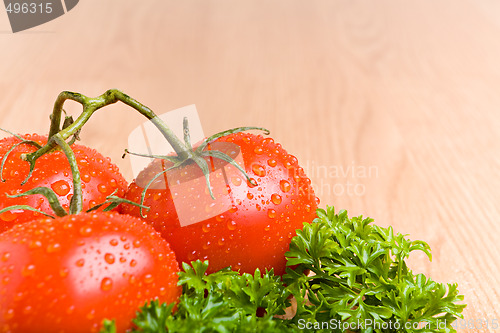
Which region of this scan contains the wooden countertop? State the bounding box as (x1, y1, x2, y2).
(0, 0, 498, 330)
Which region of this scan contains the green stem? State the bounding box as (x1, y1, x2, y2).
(52, 134, 82, 215)
(42, 89, 189, 160)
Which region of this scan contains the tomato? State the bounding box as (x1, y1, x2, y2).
(121, 132, 318, 275)
(0, 134, 128, 233)
(0, 212, 181, 333)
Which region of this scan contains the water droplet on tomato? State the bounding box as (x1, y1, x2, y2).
(247, 192, 254, 200)
(75, 259, 85, 267)
(271, 193, 282, 205)
(66, 305, 75, 314)
(51, 180, 70, 196)
(264, 224, 271, 231)
(231, 176, 242, 186)
(280, 180, 291, 193)
(22, 264, 35, 277)
(98, 184, 108, 194)
(4, 308, 14, 320)
(305, 204, 311, 212)
(256, 204, 261, 211)
(218, 238, 225, 246)
(79, 226, 92, 236)
(268, 209, 276, 219)
(252, 164, 266, 177)
(23, 306, 32, 314)
(109, 239, 118, 246)
(144, 274, 154, 284)
(202, 224, 211, 233)
(0, 211, 16, 222)
(254, 147, 264, 154)
(227, 220, 237, 230)
(133, 240, 141, 248)
(1, 252, 11, 262)
(81, 173, 91, 183)
(87, 309, 96, 320)
(130, 260, 137, 267)
(101, 278, 113, 291)
(46, 243, 61, 253)
(267, 159, 277, 167)
(104, 253, 115, 265)
(60, 268, 69, 278)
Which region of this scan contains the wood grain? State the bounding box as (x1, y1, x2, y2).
(0, 0, 499, 330)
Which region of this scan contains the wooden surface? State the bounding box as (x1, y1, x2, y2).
(0, 0, 499, 330)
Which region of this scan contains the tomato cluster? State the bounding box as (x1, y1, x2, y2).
(0, 90, 318, 332)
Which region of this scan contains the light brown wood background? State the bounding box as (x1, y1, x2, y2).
(0, 0, 499, 330)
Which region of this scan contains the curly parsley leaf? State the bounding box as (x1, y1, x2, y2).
(283, 206, 466, 332)
(101, 206, 465, 333)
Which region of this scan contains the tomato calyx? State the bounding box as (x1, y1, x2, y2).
(0, 128, 42, 182)
(124, 116, 269, 217)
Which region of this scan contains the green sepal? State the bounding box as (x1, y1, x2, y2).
(8, 187, 68, 217)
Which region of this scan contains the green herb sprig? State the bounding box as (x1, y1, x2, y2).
(101, 206, 465, 333)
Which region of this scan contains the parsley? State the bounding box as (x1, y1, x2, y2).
(101, 206, 465, 332)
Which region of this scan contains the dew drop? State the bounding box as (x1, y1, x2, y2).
(133, 240, 141, 248)
(75, 259, 85, 267)
(280, 180, 291, 193)
(104, 253, 115, 265)
(271, 193, 282, 205)
(267, 159, 277, 167)
(4, 308, 14, 320)
(268, 209, 276, 219)
(46, 243, 61, 253)
(247, 192, 254, 200)
(231, 176, 242, 186)
(79, 226, 92, 236)
(0, 211, 16, 222)
(81, 173, 91, 183)
(22, 264, 36, 277)
(227, 220, 237, 230)
(144, 274, 154, 284)
(101, 278, 113, 291)
(254, 147, 264, 155)
(109, 239, 118, 246)
(252, 164, 266, 177)
(60, 268, 69, 278)
(305, 204, 311, 212)
(98, 184, 108, 194)
(202, 224, 210, 233)
(51, 180, 70, 196)
(1, 252, 11, 262)
(130, 260, 137, 267)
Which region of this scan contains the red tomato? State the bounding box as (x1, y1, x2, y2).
(0, 212, 181, 333)
(121, 133, 318, 275)
(0, 134, 128, 233)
